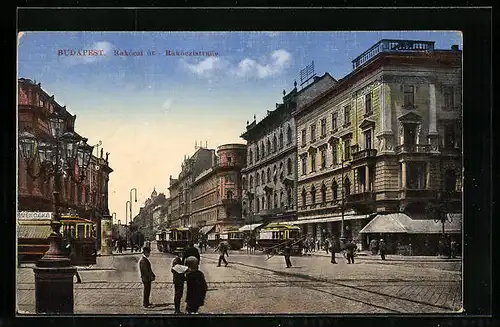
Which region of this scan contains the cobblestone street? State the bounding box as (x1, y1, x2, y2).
(16, 244, 462, 315)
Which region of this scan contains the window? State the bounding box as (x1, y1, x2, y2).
(226, 190, 233, 199)
(267, 193, 271, 209)
(320, 148, 327, 169)
(287, 158, 293, 175)
(273, 165, 277, 183)
(444, 169, 457, 193)
(310, 124, 316, 142)
(279, 161, 284, 179)
(331, 141, 338, 165)
(280, 191, 284, 207)
(364, 129, 372, 149)
(321, 184, 327, 203)
(262, 196, 266, 210)
(443, 86, 454, 108)
(407, 162, 426, 189)
(248, 150, 253, 165)
(227, 156, 232, 164)
(287, 188, 293, 207)
(403, 85, 415, 107)
(332, 112, 338, 130)
(261, 142, 265, 158)
(365, 92, 372, 114)
(310, 151, 316, 172)
(256, 198, 260, 212)
(320, 118, 327, 137)
(226, 174, 234, 183)
(256, 145, 260, 161)
(267, 139, 271, 156)
(444, 124, 456, 148)
(301, 188, 306, 206)
(343, 177, 351, 196)
(273, 135, 277, 153)
(261, 171, 265, 185)
(344, 138, 351, 160)
(301, 156, 307, 175)
(267, 168, 271, 183)
(255, 173, 260, 186)
(332, 180, 338, 199)
(287, 126, 293, 145)
(301, 129, 306, 146)
(404, 124, 417, 145)
(242, 176, 247, 190)
(310, 185, 316, 204)
(344, 105, 351, 126)
(279, 132, 284, 149)
(274, 193, 278, 208)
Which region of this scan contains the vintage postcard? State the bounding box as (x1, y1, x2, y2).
(16, 30, 463, 315)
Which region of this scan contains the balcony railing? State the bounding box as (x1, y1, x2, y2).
(352, 148, 377, 161)
(346, 192, 375, 203)
(352, 39, 435, 70)
(395, 144, 431, 154)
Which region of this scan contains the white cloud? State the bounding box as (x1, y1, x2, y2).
(182, 49, 292, 80)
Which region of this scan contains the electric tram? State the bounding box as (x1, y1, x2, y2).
(156, 227, 193, 254)
(257, 223, 303, 255)
(219, 230, 244, 250)
(206, 232, 220, 248)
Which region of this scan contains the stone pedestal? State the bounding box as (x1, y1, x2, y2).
(34, 264, 76, 313)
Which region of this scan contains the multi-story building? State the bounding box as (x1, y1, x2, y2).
(167, 147, 216, 228)
(152, 197, 169, 232)
(191, 144, 247, 234)
(132, 188, 167, 240)
(18, 78, 113, 245)
(240, 74, 337, 226)
(292, 39, 462, 247)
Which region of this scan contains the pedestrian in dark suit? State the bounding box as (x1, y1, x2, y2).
(184, 256, 208, 314)
(379, 239, 387, 261)
(283, 242, 292, 268)
(171, 254, 186, 314)
(139, 246, 155, 308)
(330, 237, 340, 264)
(345, 239, 357, 264)
(182, 243, 200, 264)
(215, 241, 229, 267)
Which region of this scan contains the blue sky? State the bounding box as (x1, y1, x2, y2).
(17, 31, 462, 221)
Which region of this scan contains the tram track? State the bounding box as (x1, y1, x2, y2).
(199, 254, 459, 313)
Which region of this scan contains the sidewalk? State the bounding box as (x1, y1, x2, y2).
(306, 250, 462, 262)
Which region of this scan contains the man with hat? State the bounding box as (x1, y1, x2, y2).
(139, 246, 155, 308)
(379, 239, 387, 261)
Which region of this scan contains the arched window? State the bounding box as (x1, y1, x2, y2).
(274, 192, 278, 208)
(256, 172, 260, 186)
(332, 180, 338, 199)
(249, 175, 254, 189)
(261, 170, 265, 185)
(287, 188, 293, 207)
(261, 142, 265, 158)
(279, 131, 284, 149)
(301, 187, 306, 207)
(256, 198, 260, 212)
(242, 176, 247, 190)
(287, 125, 292, 145)
(287, 158, 293, 175)
(444, 169, 457, 192)
(321, 183, 327, 203)
(226, 190, 233, 199)
(267, 139, 271, 156)
(344, 177, 351, 196)
(256, 145, 260, 161)
(248, 150, 253, 165)
(262, 196, 266, 210)
(267, 168, 271, 183)
(273, 135, 277, 153)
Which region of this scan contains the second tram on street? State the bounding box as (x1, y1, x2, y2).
(156, 227, 193, 254)
(60, 215, 97, 265)
(206, 232, 220, 248)
(257, 223, 303, 255)
(219, 230, 243, 250)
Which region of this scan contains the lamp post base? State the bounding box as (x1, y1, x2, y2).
(33, 257, 76, 314)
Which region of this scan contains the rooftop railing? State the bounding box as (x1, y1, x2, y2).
(352, 39, 435, 70)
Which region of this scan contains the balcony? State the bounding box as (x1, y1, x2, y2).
(352, 39, 435, 70)
(352, 148, 377, 161)
(399, 189, 437, 199)
(395, 144, 431, 154)
(346, 192, 375, 203)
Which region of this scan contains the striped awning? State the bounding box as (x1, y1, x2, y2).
(18, 225, 53, 239)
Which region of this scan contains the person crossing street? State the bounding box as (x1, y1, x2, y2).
(283, 242, 292, 268)
(215, 241, 229, 267)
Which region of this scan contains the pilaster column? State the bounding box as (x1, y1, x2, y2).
(426, 162, 431, 189)
(401, 162, 407, 189)
(365, 165, 370, 192)
(380, 82, 392, 132)
(429, 83, 437, 134)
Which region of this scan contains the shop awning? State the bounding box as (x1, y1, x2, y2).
(199, 225, 215, 235)
(18, 224, 53, 239)
(277, 214, 370, 226)
(359, 213, 462, 234)
(238, 223, 264, 232)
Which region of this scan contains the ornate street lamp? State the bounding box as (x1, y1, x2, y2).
(18, 110, 94, 313)
(129, 188, 138, 227)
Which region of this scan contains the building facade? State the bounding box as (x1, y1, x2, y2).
(191, 144, 247, 233)
(292, 39, 462, 247)
(240, 75, 337, 225)
(18, 78, 113, 245)
(167, 147, 216, 228)
(132, 188, 167, 240)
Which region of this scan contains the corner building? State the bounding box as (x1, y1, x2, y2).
(191, 144, 247, 233)
(240, 74, 337, 226)
(293, 40, 462, 248)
